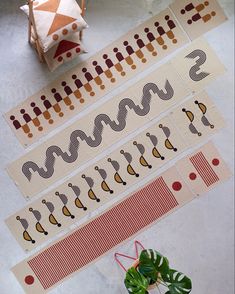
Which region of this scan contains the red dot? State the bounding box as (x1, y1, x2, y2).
(25, 275, 34, 285)
(58, 56, 63, 62)
(76, 47, 80, 53)
(189, 172, 197, 180)
(212, 158, 220, 166)
(172, 181, 182, 191)
(66, 52, 72, 58)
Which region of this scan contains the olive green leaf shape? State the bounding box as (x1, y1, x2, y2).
(162, 269, 192, 294)
(138, 249, 170, 282)
(124, 267, 149, 294)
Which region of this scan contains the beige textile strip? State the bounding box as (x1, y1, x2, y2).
(12, 166, 195, 294)
(6, 38, 226, 199)
(5, 0, 228, 147)
(6, 91, 225, 251)
(4, 8, 189, 147)
(170, 0, 227, 40)
(176, 141, 232, 195)
(11, 141, 231, 294)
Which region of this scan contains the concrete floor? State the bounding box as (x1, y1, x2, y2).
(0, 0, 234, 293)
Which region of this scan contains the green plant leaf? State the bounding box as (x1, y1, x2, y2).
(138, 249, 170, 282)
(161, 269, 192, 294)
(124, 267, 149, 294)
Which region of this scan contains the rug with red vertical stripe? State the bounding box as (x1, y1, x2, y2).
(12, 166, 194, 293)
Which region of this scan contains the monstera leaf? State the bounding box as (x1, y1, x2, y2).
(162, 269, 192, 294)
(124, 267, 149, 294)
(138, 249, 170, 282)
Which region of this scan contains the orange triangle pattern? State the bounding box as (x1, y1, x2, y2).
(34, 0, 60, 13)
(47, 14, 76, 36)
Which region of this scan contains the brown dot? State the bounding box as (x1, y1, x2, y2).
(58, 56, 63, 62)
(53, 34, 59, 41)
(28, 133, 33, 138)
(49, 119, 53, 124)
(211, 11, 216, 16)
(38, 127, 43, 131)
(163, 45, 167, 50)
(173, 39, 177, 44)
(80, 98, 85, 103)
(59, 112, 64, 117)
(72, 23, 78, 30)
(69, 105, 75, 110)
(90, 92, 95, 97)
(62, 29, 68, 35)
(66, 52, 72, 58)
(100, 85, 105, 90)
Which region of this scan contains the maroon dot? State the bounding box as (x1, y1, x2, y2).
(58, 56, 63, 62)
(172, 181, 182, 191)
(113, 47, 118, 52)
(92, 61, 97, 66)
(144, 27, 149, 33)
(134, 34, 139, 39)
(154, 22, 159, 27)
(61, 81, 66, 86)
(187, 19, 192, 24)
(103, 54, 108, 59)
(41, 95, 46, 100)
(165, 15, 169, 20)
(72, 74, 77, 79)
(181, 9, 185, 14)
(51, 88, 56, 93)
(10, 115, 15, 120)
(20, 109, 25, 114)
(30, 102, 35, 107)
(25, 275, 34, 285)
(66, 52, 72, 58)
(82, 67, 87, 73)
(189, 172, 197, 180)
(76, 47, 80, 53)
(123, 41, 128, 46)
(212, 158, 220, 166)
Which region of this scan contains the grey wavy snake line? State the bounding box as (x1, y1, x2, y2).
(22, 81, 174, 181)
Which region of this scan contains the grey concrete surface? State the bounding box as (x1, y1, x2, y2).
(0, 0, 234, 293)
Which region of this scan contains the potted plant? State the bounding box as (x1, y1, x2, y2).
(124, 249, 192, 294)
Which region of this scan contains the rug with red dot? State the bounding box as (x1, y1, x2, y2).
(11, 142, 231, 293)
(12, 166, 195, 293)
